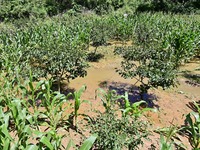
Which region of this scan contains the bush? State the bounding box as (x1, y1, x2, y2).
(114, 13, 200, 98)
(0, 18, 91, 91)
(136, 0, 200, 14)
(0, 0, 125, 21)
(76, 0, 124, 15)
(88, 89, 151, 150)
(90, 111, 149, 150)
(0, 0, 47, 21)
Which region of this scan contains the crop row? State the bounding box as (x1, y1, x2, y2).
(0, 64, 200, 149)
(0, 12, 200, 149)
(0, 12, 199, 90)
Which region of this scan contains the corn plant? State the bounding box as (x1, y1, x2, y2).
(8, 99, 34, 149)
(0, 70, 35, 149)
(64, 134, 98, 150)
(95, 88, 122, 112)
(108, 13, 136, 42)
(0, 106, 12, 150)
(156, 125, 186, 150)
(71, 85, 91, 128)
(32, 80, 72, 132)
(0, 65, 95, 149)
(183, 110, 200, 149)
(79, 134, 98, 150)
(121, 92, 156, 118)
(160, 135, 174, 150)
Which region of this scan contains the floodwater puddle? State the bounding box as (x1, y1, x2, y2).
(68, 45, 199, 149)
(69, 45, 200, 100)
(177, 59, 200, 98)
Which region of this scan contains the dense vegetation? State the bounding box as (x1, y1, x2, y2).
(0, 0, 200, 149)
(137, 0, 200, 14)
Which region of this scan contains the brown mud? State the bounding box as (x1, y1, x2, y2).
(66, 43, 199, 149)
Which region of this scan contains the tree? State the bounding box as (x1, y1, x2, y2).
(17, 20, 90, 91)
(114, 23, 179, 99)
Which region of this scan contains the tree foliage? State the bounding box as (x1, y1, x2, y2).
(0, 0, 125, 21)
(137, 0, 200, 14)
(115, 13, 200, 98)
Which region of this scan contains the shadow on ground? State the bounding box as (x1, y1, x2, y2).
(52, 82, 75, 97)
(87, 52, 104, 62)
(183, 73, 200, 87)
(99, 81, 159, 109)
(187, 100, 200, 112)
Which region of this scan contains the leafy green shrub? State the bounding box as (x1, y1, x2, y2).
(108, 14, 136, 41)
(90, 16, 112, 46)
(90, 110, 149, 150)
(0, 0, 78, 21)
(114, 13, 200, 98)
(0, 18, 91, 91)
(136, 0, 200, 14)
(76, 0, 124, 15)
(45, 0, 73, 16)
(114, 45, 178, 99)
(89, 89, 151, 150)
(0, 0, 47, 21)
(0, 0, 125, 21)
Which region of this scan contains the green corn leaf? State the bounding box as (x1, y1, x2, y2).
(186, 113, 194, 127)
(29, 82, 34, 92)
(122, 107, 132, 116)
(124, 93, 130, 108)
(23, 125, 32, 135)
(33, 130, 43, 138)
(79, 134, 97, 150)
(142, 107, 157, 113)
(36, 80, 45, 90)
(78, 85, 86, 97)
(2, 124, 12, 140)
(26, 145, 39, 150)
(3, 138, 10, 150)
(26, 115, 33, 124)
(40, 136, 53, 150)
(131, 101, 146, 108)
(81, 100, 91, 105)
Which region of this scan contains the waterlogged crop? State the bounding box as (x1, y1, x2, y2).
(0, 3, 199, 149)
(0, 19, 91, 92)
(114, 13, 200, 98)
(0, 63, 95, 149)
(72, 85, 91, 127)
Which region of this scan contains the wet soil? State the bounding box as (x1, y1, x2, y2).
(67, 43, 200, 149)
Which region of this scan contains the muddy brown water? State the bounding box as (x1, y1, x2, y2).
(67, 45, 199, 149)
(177, 60, 200, 98)
(69, 46, 200, 102)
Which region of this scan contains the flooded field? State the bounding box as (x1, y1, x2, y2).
(68, 44, 200, 149)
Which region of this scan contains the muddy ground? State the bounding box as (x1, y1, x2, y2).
(66, 42, 200, 149)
